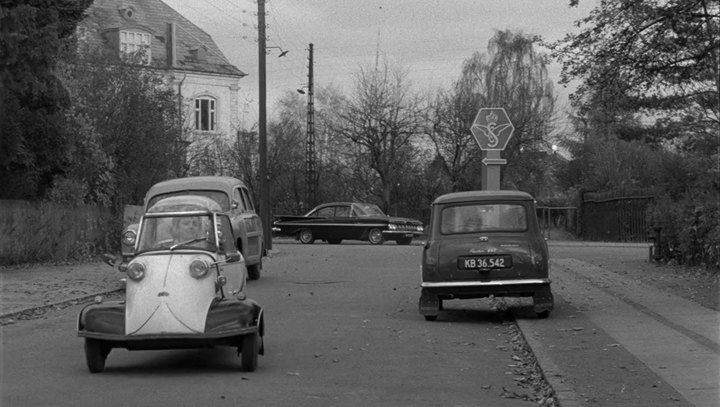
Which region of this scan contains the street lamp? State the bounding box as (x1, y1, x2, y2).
(266, 46, 289, 57)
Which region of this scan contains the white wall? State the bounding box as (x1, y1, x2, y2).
(173, 71, 244, 138)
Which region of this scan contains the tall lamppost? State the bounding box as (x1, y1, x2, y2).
(257, 0, 271, 251)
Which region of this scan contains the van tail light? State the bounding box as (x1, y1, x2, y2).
(422, 241, 439, 275)
(530, 246, 547, 273)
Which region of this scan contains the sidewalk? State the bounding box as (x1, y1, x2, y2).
(0, 261, 125, 319)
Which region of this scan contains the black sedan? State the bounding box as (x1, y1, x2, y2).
(272, 202, 424, 245)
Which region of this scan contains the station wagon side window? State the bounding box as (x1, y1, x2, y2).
(241, 188, 255, 211)
(216, 215, 238, 253)
(233, 188, 247, 211)
(440, 204, 527, 234)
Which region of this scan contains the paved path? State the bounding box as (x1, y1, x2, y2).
(517, 251, 719, 407)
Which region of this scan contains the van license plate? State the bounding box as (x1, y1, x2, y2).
(458, 256, 512, 269)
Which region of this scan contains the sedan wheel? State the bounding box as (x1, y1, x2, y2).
(368, 228, 384, 245)
(298, 229, 315, 244)
(395, 236, 412, 245)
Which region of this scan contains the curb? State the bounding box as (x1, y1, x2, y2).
(516, 319, 583, 407)
(0, 288, 124, 320)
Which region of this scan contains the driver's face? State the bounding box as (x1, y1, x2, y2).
(177, 218, 200, 239)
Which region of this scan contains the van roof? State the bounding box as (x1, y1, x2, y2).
(433, 190, 535, 205)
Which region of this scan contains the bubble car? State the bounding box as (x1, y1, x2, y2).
(77, 195, 264, 373)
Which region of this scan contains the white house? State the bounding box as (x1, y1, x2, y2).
(78, 0, 246, 140)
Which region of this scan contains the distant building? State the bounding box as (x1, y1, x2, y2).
(77, 0, 247, 139)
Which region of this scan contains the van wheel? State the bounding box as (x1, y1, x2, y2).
(241, 332, 260, 372)
(299, 229, 315, 244)
(85, 339, 110, 373)
(536, 310, 551, 319)
(368, 228, 384, 245)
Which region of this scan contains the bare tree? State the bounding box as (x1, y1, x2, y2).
(331, 62, 424, 211)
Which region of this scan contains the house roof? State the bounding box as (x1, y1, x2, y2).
(81, 0, 246, 77)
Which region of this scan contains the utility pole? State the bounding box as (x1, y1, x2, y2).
(257, 0, 272, 251)
(304, 43, 316, 209)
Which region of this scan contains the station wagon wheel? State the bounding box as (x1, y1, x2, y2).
(298, 229, 315, 244)
(368, 228, 384, 245)
(241, 331, 260, 372)
(84, 338, 110, 373)
(247, 258, 262, 281)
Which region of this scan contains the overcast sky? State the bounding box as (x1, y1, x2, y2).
(162, 0, 597, 125)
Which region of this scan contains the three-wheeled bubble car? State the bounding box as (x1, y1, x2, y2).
(77, 195, 264, 373)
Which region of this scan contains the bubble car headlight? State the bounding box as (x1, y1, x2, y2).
(189, 259, 209, 279)
(126, 262, 146, 281)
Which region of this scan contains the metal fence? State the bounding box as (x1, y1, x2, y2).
(580, 190, 655, 242)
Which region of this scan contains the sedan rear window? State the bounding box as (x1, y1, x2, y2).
(440, 204, 527, 234)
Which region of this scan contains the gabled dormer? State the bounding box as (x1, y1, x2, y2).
(103, 25, 154, 65)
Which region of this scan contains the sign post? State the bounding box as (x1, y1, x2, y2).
(470, 108, 514, 190)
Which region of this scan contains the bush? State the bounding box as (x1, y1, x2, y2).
(648, 191, 720, 269)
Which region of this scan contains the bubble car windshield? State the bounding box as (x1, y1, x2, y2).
(441, 204, 527, 234)
(136, 214, 217, 252)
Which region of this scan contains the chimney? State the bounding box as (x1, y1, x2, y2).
(166, 22, 176, 68)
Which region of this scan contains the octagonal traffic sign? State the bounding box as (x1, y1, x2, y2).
(470, 108, 515, 151)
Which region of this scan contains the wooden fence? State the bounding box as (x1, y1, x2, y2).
(0, 200, 115, 265)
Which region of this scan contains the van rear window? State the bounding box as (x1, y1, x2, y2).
(440, 204, 527, 234)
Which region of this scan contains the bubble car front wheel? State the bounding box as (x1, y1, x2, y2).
(84, 338, 110, 373)
(241, 331, 260, 372)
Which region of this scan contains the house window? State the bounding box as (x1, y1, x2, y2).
(120, 30, 151, 64)
(195, 97, 216, 131)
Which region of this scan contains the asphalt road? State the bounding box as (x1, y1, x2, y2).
(2, 241, 717, 406)
(2, 242, 544, 407)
